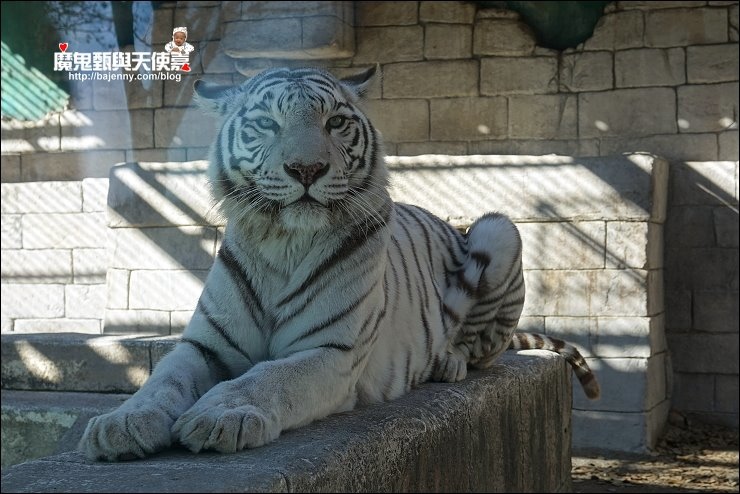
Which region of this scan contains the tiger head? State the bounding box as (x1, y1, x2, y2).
(194, 66, 389, 233)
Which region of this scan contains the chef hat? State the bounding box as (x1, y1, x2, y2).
(172, 27, 187, 37)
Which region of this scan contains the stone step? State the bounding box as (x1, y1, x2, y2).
(1, 333, 178, 393)
(1, 389, 130, 468)
(0, 351, 572, 493)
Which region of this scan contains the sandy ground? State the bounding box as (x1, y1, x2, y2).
(572, 414, 739, 493)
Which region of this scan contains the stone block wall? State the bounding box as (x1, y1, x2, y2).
(0, 180, 109, 334)
(1, 0, 738, 431)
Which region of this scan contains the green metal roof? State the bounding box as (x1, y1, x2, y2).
(1, 40, 69, 121)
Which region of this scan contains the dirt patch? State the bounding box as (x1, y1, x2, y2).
(572, 414, 739, 493)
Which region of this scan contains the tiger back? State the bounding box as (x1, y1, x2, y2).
(78, 66, 598, 462)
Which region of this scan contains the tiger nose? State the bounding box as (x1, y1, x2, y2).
(284, 162, 330, 186)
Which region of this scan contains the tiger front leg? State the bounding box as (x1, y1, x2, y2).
(173, 347, 355, 453)
(78, 342, 220, 461)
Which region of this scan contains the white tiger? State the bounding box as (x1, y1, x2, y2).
(79, 66, 599, 461)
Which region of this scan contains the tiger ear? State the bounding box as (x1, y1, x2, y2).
(193, 80, 235, 116)
(340, 64, 380, 98)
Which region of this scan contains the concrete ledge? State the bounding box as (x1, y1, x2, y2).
(1, 390, 130, 467)
(1, 351, 572, 493)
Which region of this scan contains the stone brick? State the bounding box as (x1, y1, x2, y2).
(647, 352, 669, 408)
(12, 319, 101, 334)
(469, 139, 599, 157)
(173, 6, 221, 42)
(670, 372, 715, 411)
(576, 357, 651, 411)
(154, 107, 219, 148)
(615, 48, 685, 88)
(82, 178, 109, 213)
(386, 153, 667, 223)
(396, 142, 469, 156)
(124, 148, 189, 163)
(573, 410, 649, 453)
(559, 51, 613, 92)
(715, 375, 739, 414)
(110, 226, 218, 270)
(618, 2, 706, 9)
(302, 15, 355, 57)
(687, 44, 739, 83)
(606, 221, 662, 269)
(430, 97, 506, 141)
(22, 213, 107, 249)
(106, 269, 130, 310)
(187, 148, 212, 161)
(599, 133, 718, 162)
(93, 77, 163, 110)
(481, 57, 558, 95)
(473, 19, 536, 56)
(1, 154, 21, 183)
(425, 24, 472, 59)
(0, 114, 61, 154)
(221, 19, 302, 54)
(221, 1, 240, 21)
(1, 215, 22, 249)
(524, 269, 651, 317)
(678, 83, 739, 133)
(65, 284, 106, 319)
(667, 333, 739, 373)
(731, 4, 739, 41)
(355, 1, 417, 26)
(718, 131, 738, 161)
(104, 309, 171, 335)
(420, 1, 476, 23)
(199, 41, 237, 74)
(0, 249, 72, 284)
(364, 99, 429, 144)
(646, 8, 728, 47)
(582, 11, 644, 51)
(596, 269, 652, 317)
(61, 110, 154, 150)
(665, 288, 692, 331)
(129, 269, 208, 311)
(693, 290, 739, 333)
(20, 151, 125, 182)
(354, 26, 424, 63)
(546, 316, 655, 359)
(107, 161, 222, 228)
(1, 284, 65, 318)
(519, 221, 605, 270)
(73, 248, 108, 284)
(522, 270, 593, 317)
(666, 247, 739, 291)
(383, 61, 478, 99)
(715, 207, 739, 248)
(0, 182, 82, 214)
(151, 7, 175, 45)
(170, 310, 194, 333)
(669, 161, 737, 206)
(664, 206, 715, 248)
(508, 94, 577, 139)
(579, 88, 676, 138)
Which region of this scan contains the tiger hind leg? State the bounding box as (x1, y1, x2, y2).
(433, 213, 524, 382)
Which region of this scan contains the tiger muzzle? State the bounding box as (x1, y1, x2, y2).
(284, 162, 330, 186)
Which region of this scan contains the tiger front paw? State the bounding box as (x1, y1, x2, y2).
(78, 407, 173, 461)
(173, 401, 279, 453)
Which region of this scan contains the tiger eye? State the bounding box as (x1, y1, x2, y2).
(326, 115, 346, 129)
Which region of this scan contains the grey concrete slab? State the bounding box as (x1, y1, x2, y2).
(1, 351, 572, 493)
